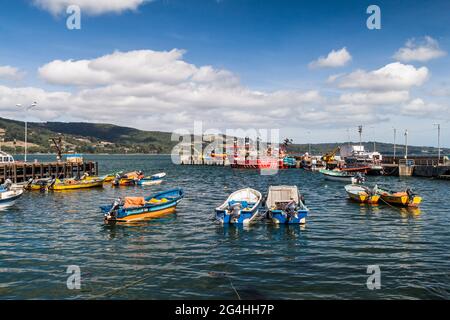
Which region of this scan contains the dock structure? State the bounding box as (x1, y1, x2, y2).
(0, 161, 98, 184)
(382, 156, 450, 178)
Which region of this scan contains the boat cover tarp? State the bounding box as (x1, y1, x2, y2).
(267, 186, 299, 208)
(124, 197, 145, 208)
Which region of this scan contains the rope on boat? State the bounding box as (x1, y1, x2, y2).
(378, 197, 403, 212)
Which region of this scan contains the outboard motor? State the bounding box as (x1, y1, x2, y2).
(105, 198, 122, 222)
(284, 199, 297, 221)
(228, 202, 242, 220)
(354, 173, 365, 184)
(2, 179, 13, 190)
(406, 188, 414, 202)
(24, 178, 34, 190)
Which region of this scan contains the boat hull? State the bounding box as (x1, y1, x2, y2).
(50, 180, 104, 190)
(324, 175, 354, 183)
(0, 191, 23, 208)
(102, 188, 184, 223)
(380, 194, 422, 207)
(345, 185, 380, 204)
(346, 191, 380, 204)
(112, 178, 136, 186)
(319, 169, 360, 183)
(111, 204, 177, 222)
(215, 209, 260, 225)
(269, 209, 308, 224)
(215, 188, 262, 225)
(138, 179, 163, 186)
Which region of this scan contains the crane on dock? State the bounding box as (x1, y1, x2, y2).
(50, 136, 63, 161)
(321, 146, 340, 164)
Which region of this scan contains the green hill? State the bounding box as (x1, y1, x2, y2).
(0, 117, 176, 154)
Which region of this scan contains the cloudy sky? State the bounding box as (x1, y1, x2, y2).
(0, 0, 449, 147)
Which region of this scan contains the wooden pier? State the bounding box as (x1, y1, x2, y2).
(0, 161, 98, 184)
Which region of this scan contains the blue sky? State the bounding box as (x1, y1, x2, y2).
(0, 0, 449, 147)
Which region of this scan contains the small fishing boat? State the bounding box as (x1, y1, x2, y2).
(345, 184, 380, 204)
(48, 175, 104, 191)
(319, 169, 365, 184)
(112, 171, 144, 186)
(25, 177, 54, 191)
(0, 179, 23, 208)
(375, 186, 422, 207)
(101, 188, 184, 223)
(266, 185, 308, 224)
(215, 188, 262, 224)
(137, 172, 166, 186)
(101, 171, 124, 183)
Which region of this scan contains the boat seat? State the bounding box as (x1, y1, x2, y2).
(228, 200, 248, 208)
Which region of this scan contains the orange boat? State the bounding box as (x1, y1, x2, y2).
(375, 187, 422, 207)
(112, 171, 144, 186)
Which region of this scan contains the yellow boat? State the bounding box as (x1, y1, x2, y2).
(101, 171, 124, 183)
(375, 187, 422, 207)
(49, 176, 104, 191)
(25, 178, 53, 191)
(345, 185, 380, 204)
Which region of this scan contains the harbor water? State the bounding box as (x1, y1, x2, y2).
(0, 155, 449, 299)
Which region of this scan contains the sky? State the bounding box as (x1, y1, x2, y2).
(0, 0, 449, 147)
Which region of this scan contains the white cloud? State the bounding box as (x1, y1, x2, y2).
(309, 47, 352, 69)
(39, 49, 200, 86)
(1, 49, 446, 132)
(19, 49, 333, 129)
(331, 62, 429, 91)
(0, 65, 23, 80)
(339, 91, 410, 105)
(32, 0, 151, 15)
(394, 36, 446, 63)
(400, 98, 448, 116)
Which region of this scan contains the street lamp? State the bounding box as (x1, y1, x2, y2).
(393, 128, 397, 162)
(404, 129, 408, 160)
(434, 124, 441, 165)
(16, 101, 37, 162)
(307, 130, 311, 154)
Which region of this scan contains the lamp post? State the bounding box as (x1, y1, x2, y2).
(371, 126, 376, 152)
(404, 129, 408, 160)
(16, 102, 37, 162)
(393, 128, 397, 161)
(358, 125, 363, 149)
(307, 130, 311, 154)
(434, 124, 441, 165)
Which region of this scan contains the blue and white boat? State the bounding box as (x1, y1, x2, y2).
(137, 172, 166, 186)
(266, 185, 308, 224)
(101, 188, 184, 223)
(0, 179, 23, 208)
(215, 188, 262, 225)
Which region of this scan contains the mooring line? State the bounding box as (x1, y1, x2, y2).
(379, 197, 403, 212)
(228, 278, 241, 300)
(89, 273, 154, 299)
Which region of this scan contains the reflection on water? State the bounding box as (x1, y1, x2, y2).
(0, 154, 448, 299)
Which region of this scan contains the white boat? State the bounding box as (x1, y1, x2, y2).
(0, 179, 23, 208)
(266, 185, 309, 224)
(215, 188, 262, 224)
(319, 169, 365, 184)
(138, 172, 166, 186)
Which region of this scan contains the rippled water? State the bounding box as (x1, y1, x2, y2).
(0, 154, 449, 299)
